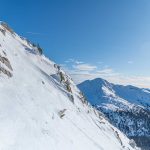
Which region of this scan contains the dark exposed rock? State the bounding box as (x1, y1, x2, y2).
(0, 52, 13, 77)
(58, 109, 67, 119)
(0, 55, 13, 71)
(1, 22, 14, 35)
(0, 28, 6, 36)
(0, 66, 12, 77)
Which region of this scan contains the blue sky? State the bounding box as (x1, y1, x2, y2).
(1, 0, 150, 87)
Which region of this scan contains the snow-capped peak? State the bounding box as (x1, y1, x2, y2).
(78, 78, 150, 150)
(0, 23, 139, 150)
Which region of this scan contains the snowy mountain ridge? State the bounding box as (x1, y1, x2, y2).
(0, 22, 139, 150)
(78, 78, 150, 150)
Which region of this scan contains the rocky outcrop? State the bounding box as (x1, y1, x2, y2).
(0, 66, 12, 77)
(0, 53, 13, 77)
(0, 55, 13, 71)
(0, 22, 14, 35)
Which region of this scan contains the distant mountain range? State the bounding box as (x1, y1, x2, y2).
(78, 78, 150, 150)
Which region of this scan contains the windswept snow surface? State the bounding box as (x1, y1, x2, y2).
(0, 23, 139, 150)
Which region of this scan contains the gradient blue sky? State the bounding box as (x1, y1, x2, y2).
(1, 0, 150, 87)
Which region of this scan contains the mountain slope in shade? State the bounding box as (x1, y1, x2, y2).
(0, 22, 139, 150)
(78, 78, 150, 150)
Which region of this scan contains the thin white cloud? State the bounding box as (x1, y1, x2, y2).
(65, 58, 75, 63)
(62, 59, 150, 88)
(106, 75, 150, 88)
(73, 64, 97, 71)
(97, 68, 114, 74)
(70, 71, 150, 88)
(59, 64, 66, 67)
(70, 67, 118, 85)
(65, 59, 84, 64)
(75, 60, 84, 64)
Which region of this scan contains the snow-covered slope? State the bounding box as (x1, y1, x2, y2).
(78, 78, 150, 150)
(0, 22, 139, 150)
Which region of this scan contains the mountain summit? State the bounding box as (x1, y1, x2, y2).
(0, 23, 139, 150)
(78, 78, 150, 150)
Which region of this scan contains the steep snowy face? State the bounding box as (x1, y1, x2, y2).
(78, 78, 150, 150)
(0, 22, 139, 150)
